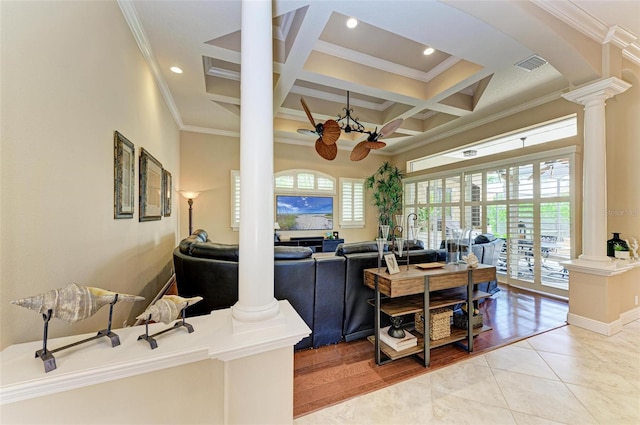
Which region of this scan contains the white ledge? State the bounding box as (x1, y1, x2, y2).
(0, 300, 310, 405)
(561, 258, 640, 276)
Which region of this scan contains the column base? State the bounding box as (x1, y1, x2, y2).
(578, 253, 612, 263)
(231, 297, 280, 325)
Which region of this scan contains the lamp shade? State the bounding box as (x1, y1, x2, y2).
(179, 191, 200, 200)
(274, 222, 280, 230)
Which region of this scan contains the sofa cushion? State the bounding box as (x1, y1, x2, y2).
(335, 241, 383, 256)
(275, 246, 313, 260)
(474, 233, 497, 244)
(189, 242, 240, 261)
(404, 240, 425, 250)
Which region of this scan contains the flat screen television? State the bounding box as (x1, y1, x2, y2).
(276, 195, 333, 231)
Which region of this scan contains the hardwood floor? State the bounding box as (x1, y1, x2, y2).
(293, 284, 569, 418)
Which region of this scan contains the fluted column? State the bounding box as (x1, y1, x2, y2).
(232, 0, 279, 322)
(562, 77, 631, 264)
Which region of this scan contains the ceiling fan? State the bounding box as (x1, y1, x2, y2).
(297, 98, 341, 160)
(297, 91, 403, 161)
(350, 118, 403, 161)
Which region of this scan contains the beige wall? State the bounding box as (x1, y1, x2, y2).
(0, 1, 180, 349)
(179, 132, 387, 244)
(606, 64, 640, 241)
(569, 267, 640, 325)
(1, 359, 224, 424)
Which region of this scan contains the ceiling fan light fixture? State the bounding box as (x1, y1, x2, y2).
(423, 47, 435, 55)
(346, 17, 358, 28)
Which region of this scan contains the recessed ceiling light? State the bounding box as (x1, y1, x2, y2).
(423, 47, 435, 56)
(346, 18, 358, 29)
(170, 66, 183, 74)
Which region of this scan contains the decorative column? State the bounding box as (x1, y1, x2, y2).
(562, 77, 631, 265)
(232, 0, 280, 323)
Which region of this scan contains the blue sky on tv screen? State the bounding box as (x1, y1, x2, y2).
(277, 196, 333, 214)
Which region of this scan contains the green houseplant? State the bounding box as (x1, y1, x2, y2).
(365, 161, 404, 230)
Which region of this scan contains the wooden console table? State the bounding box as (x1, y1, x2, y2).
(364, 263, 495, 366)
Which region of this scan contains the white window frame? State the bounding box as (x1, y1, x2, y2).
(231, 169, 337, 230)
(339, 178, 366, 228)
(274, 169, 336, 194)
(403, 146, 576, 298)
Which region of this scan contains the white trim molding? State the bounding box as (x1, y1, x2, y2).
(567, 312, 622, 336)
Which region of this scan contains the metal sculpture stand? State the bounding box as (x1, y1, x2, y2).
(35, 294, 121, 373)
(137, 306, 194, 350)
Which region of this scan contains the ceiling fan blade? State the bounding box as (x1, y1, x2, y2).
(378, 118, 403, 138)
(297, 128, 317, 137)
(350, 141, 371, 161)
(300, 97, 317, 128)
(321, 119, 341, 145)
(315, 139, 337, 160)
(363, 140, 386, 150)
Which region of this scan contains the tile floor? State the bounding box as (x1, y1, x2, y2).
(294, 319, 640, 425)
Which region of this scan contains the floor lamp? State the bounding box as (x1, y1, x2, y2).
(179, 191, 200, 236)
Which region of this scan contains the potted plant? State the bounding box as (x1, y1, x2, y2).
(365, 161, 404, 232)
(614, 242, 630, 259)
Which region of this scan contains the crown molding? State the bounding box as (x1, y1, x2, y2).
(117, 0, 184, 128)
(180, 125, 240, 138)
(533, 0, 640, 66)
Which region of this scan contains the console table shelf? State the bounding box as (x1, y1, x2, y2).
(367, 289, 492, 317)
(367, 324, 492, 361)
(364, 264, 496, 366)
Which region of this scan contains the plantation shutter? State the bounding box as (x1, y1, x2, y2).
(340, 178, 365, 228)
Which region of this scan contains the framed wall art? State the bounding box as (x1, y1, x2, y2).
(114, 131, 135, 219)
(162, 169, 172, 217)
(139, 148, 163, 222)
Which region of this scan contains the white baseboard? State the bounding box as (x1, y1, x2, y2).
(567, 313, 622, 336)
(620, 306, 640, 325)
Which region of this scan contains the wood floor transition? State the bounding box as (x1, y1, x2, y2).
(293, 284, 569, 418)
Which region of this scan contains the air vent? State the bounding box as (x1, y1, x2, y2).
(515, 55, 547, 72)
(463, 150, 477, 157)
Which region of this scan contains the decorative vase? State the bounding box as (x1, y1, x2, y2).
(607, 233, 629, 257)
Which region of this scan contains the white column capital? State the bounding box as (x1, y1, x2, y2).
(562, 77, 631, 105)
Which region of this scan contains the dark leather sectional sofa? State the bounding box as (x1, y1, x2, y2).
(440, 234, 504, 294)
(174, 229, 502, 350)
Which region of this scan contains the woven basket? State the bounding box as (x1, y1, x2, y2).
(453, 312, 483, 329)
(415, 308, 453, 340)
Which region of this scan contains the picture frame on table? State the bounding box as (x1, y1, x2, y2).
(384, 253, 400, 274)
(139, 148, 163, 222)
(113, 131, 135, 219)
(162, 169, 172, 217)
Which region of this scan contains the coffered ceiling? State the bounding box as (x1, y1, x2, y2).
(120, 0, 639, 159)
